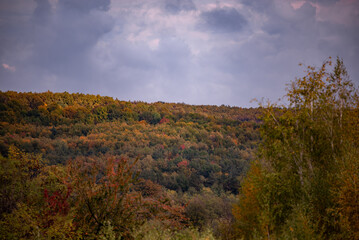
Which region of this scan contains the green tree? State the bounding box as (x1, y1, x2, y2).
(234, 57, 359, 239)
(0, 146, 43, 217)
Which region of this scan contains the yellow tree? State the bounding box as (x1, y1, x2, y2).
(234, 57, 359, 239)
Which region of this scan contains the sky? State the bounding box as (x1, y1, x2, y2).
(0, 0, 358, 107)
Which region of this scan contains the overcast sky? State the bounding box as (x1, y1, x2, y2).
(0, 0, 358, 107)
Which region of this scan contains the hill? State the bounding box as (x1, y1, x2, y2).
(0, 91, 261, 194)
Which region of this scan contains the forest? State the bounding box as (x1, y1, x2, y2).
(0, 57, 358, 239)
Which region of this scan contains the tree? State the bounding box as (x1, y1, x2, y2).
(65, 156, 142, 239)
(233, 57, 359, 239)
(0, 147, 79, 239)
(0, 146, 43, 217)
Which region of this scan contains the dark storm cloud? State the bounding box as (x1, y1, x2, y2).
(164, 0, 196, 14)
(264, 2, 316, 36)
(309, 0, 339, 5)
(232, 0, 359, 98)
(295, 2, 316, 20)
(240, 0, 274, 13)
(33, 0, 51, 24)
(34, 0, 113, 86)
(59, 0, 110, 13)
(0, 0, 114, 92)
(200, 7, 247, 33)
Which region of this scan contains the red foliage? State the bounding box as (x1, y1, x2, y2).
(136, 179, 188, 229)
(42, 186, 72, 228)
(159, 117, 170, 124)
(43, 186, 72, 216)
(177, 160, 188, 168)
(180, 144, 186, 150)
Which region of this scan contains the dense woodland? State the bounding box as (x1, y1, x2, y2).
(0, 86, 260, 239)
(0, 57, 358, 239)
(0, 91, 261, 194)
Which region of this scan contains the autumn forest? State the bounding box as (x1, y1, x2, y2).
(1, 58, 359, 239)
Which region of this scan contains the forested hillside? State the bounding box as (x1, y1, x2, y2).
(0, 92, 260, 193)
(0, 91, 260, 239)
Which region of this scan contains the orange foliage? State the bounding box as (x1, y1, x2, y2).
(232, 161, 264, 237)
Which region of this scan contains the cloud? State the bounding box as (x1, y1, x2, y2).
(2, 63, 16, 72)
(164, 0, 196, 14)
(200, 7, 247, 33)
(58, 0, 111, 13)
(309, 0, 339, 5)
(0, 0, 358, 107)
(33, 0, 52, 24)
(0, 0, 115, 93)
(240, 0, 274, 13)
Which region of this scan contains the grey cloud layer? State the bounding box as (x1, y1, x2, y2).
(58, 0, 111, 12)
(200, 7, 247, 33)
(165, 0, 196, 14)
(0, 0, 358, 106)
(1, 0, 114, 93)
